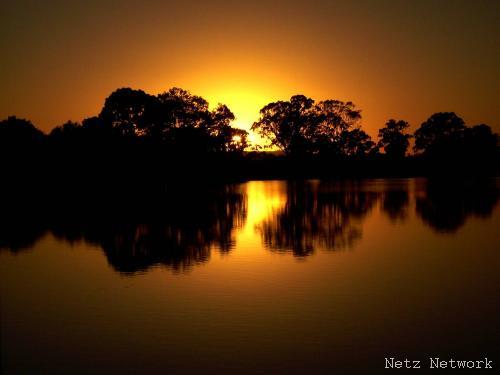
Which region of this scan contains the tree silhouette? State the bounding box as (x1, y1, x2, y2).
(312, 100, 363, 153)
(99, 88, 159, 137)
(251, 95, 315, 155)
(1, 89, 498, 182)
(378, 119, 411, 159)
(0, 116, 45, 150)
(251, 95, 363, 156)
(414, 112, 466, 157)
(157, 87, 211, 129)
(336, 128, 377, 158)
(463, 124, 498, 161)
(81, 116, 117, 142)
(413, 112, 498, 170)
(208, 104, 248, 153)
(48, 121, 84, 145)
(96, 87, 248, 154)
(0, 116, 46, 179)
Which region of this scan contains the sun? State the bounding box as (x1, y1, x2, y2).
(198, 88, 274, 148)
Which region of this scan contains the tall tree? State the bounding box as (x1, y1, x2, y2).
(251, 95, 315, 155)
(157, 87, 211, 129)
(414, 112, 466, 156)
(378, 119, 411, 159)
(251, 95, 362, 156)
(337, 129, 377, 158)
(313, 100, 362, 140)
(99, 88, 158, 137)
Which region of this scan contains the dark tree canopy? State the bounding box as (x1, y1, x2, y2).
(337, 128, 377, 158)
(206, 104, 248, 153)
(414, 112, 498, 161)
(1, 89, 497, 180)
(314, 100, 362, 138)
(251, 95, 315, 155)
(251, 95, 364, 156)
(49, 121, 83, 142)
(157, 87, 210, 129)
(463, 124, 498, 160)
(95, 87, 248, 153)
(81, 116, 115, 139)
(414, 112, 466, 156)
(378, 119, 411, 159)
(0, 116, 45, 149)
(99, 88, 157, 137)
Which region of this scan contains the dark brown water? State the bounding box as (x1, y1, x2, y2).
(1, 179, 499, 374)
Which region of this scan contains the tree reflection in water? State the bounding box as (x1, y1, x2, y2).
(415, 179, 499, 233)
(0, 184, 247, 273)
(382, 189, 410, 222)
(257, 181, 379, 256)
(1, 179, 498, 269)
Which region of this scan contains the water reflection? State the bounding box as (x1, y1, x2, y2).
(382, 189, 410, 222)
(1, 185, 247, 273)
(0, 179, 498, 271)
(1, 179, 499, 375)
(257, 181, 379, 256)
(416, 179, 499, 232)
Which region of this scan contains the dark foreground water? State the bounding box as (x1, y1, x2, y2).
(1, 179, 499, 374)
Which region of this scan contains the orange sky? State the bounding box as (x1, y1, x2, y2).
(1, 0, 498, 142)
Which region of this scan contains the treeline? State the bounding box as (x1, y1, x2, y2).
(0, 87, 498, 186)
(250, 95, 498, 162)
(1, 87, 248, 155)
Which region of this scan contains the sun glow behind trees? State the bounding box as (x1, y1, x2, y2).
(192, 85, 283, 149)
(1, 1, 498, 140)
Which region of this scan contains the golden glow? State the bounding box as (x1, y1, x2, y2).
(240, 181, 287, 235)
(205, 88, 270, 147)
(1, 1, 498, 143)
(166, 75, 291, 147)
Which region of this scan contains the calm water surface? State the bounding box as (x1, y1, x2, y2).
(1, 179, 499, 374)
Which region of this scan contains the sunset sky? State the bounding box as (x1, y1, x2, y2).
(1, 0, 498, 142)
